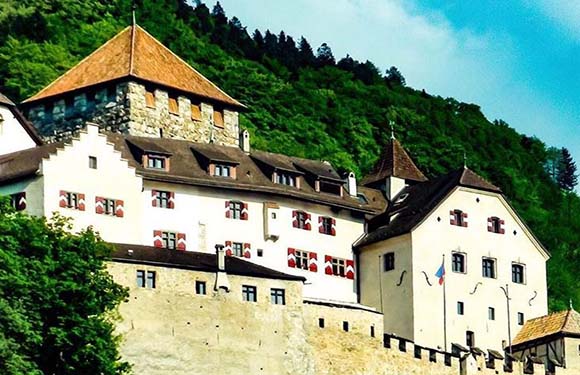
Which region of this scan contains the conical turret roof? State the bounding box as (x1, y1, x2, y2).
(23, 25, 243, 108)
(362, 138, 427, 186)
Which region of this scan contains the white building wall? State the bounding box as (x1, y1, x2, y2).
(411, 186, 548, 352)
(0, 176, 44, 217)
(0, 105, 37, 155)
(41, 125, 143, 244)
(141, 181, 364, 303)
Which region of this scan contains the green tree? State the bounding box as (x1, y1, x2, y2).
(0, 199, 129, 375)
(557, 147, 578, 191)
(315, 42, 335, 67)
(385, 66, 406, 86)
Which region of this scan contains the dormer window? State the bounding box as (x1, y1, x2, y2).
(214, 164, 231, 177)
(276, 173, 296, 187)
(146, 155, 167, 170)
(318, 180, 343, 196)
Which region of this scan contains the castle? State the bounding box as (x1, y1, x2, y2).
(0, 24, 578, 375)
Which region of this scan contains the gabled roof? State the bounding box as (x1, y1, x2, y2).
(513, 309, 580, 346)
(23, 25, 244, 109)
(355, 167, 501, 247)
(111, 243, 305, 282)
(362, 138, 427, 186)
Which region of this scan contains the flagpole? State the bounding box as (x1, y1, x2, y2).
(442, 254, 447, 352)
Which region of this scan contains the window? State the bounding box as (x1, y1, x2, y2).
(319, 216, 335, 236)
(343, 321, 349, 332)
(103, 198, 116, 216)
(89, 156, 97, 169)
(332, 258, 346, 277)
(136, 270, 155, 288)
(10, 192, 26, 211)
(147, 155, 166, 170)
(270, 288, 285, 305)
(276, 173, 296, 187)
(195, 280, 206, 295)
(242, 285, 257, 302)
(512, 263, 525, 284)
(457, 301, 465, 315)
(295, 250, 309, 270)
(384, 252, 395, 272)
(154, 190, 173, 209)
(488, 307, 495, 320)
(257, 249, 263, 257)
(450, 209, 467, 227)
(452, 253, 466, 273)
(482, 258, 496, 278)
(168, 96, 179, 114)
(228, 201, 242, 220)
(145, 90, 155, 108)
(318, 318, 325, 328)
(59, 191, 84, 210)
(162, 232, 177, 250)
(370, 326, 375, 338)
(232, 242, 243, 257)
(214, 164, 231, 177)
(490, 217, 501, 233)
(466, 331, 475, 347)
(319, 180, 343, 196)
(296, 211, 308, 229)
(518, 312, 525, 325)
(191, 103, 202, 121)
(213, 109, 224, 128)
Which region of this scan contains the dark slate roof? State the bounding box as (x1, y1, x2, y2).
(0, 131, 385, 213)
(293, 158, 343, 181)
(355, 167, 501, 248)
(110, 243, 305, 281)
(362, 138, 427, 186)
(127, 137, 171, 155)
(191, 143, 241, 165)
(251, 150, 303, 174)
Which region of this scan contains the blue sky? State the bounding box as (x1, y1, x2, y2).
(211, 0, 579, 171)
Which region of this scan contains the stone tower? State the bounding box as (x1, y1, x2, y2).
(21, 25, 245, 146)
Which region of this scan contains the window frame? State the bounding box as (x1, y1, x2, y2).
(276, 173, 296, 187)
(270, 288, 285, 305)
(331, 258, 346, 277)
(162, 231, 177, 250)
(136, 270, 146, 288)
(517, 312, 525, 325)
(384, 252, 395, 272)
(482, 257, 497, 279)
(214, 164, 231, 177)
(66, 192, 79, 209)
(295, 249, 309, 271)
(320, 217, 333, 235)
(512, 263, 525, 284)
(232, 242, 243, 257)
(229, 201, 243, 220)
(296, 211, 307, 229)
(488, 307, 495, 321)
(147, 154, 167, 170)
(457, 301, 465, 315)
(242, 285, 257, 302)
(88, 156, 97, 169)
(451, 252, 466, 274)
(452, 209, 464, 226)
(195, 280, 207, 295)
(146, 271, 156, 289)
(156, 190, 172, 209)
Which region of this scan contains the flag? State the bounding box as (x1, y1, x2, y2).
(435, 262, 445, 285)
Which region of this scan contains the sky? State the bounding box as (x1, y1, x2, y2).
(210, 0, 579, 173)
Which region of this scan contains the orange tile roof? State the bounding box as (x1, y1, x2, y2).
(512, 309, 580, 346)
(24, 25, 243, 108)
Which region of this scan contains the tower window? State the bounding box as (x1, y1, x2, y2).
(452, 252, 466, 273)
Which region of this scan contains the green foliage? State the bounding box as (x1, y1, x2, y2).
(0, 198, 129, 374)
(0, 0, 578, 311)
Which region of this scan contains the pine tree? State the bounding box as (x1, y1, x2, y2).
(298, 37, 315, 67)
(557, 147, 578, 191)
(315, 43, 335, 67)
(385, 66, 406, 86)
(212, 1, 227, 25)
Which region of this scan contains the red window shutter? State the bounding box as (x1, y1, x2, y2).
(346, 259, 355, 280)
(16, 192, 26, 211)
(241, 202, 249, 220)
(59, 191, 67, 208)
(487, 217, 493, 232)
(78, 193, 86, 211)
(292, 210, 298, 228)
(115, 200, 124, 217)
(95, 196, 104, 214)
(168, 192, 175, 209)
(151, 190, 158, 207)
(324, 255, 333, 275)
(462, 212, 468, 227)
(499, 219, 506, 234)
(318, 217, 324, 233)
(225, 241, 232, 256)
(225, 201, 231, 218)
(177, 233, 186, 251)
(243, 243, 251, 258)
(309, 252, 318, 272)
(287, 248, 296, 268)
(449, 210, 456, 225)
(153, 230, 163, 248)
(305, 213, 312, 231)
(330, 218, 336, 236)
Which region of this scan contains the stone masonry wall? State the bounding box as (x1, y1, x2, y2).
(107, 260, 546, 375)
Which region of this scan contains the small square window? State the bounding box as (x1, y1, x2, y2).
(318, 318, 325, 328)
(384, 252, 395, 272)
(195, 280, 206, 295)
(342, 321, 349, 332)
(270, 288, 285, 305)
(147, 155, 166, 170)
(457, 301, 465, 315)
(488, 307, 495, 320)
(214, 164, 232, 177)
(162, 232, 177, 250)
(89, 156, 97, 169)
(257, 249, 263, 257)
(518, 312, 525, 325)
(242, 285, 257, 302)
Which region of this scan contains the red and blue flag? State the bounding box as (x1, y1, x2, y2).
(435, 262, 445, 285)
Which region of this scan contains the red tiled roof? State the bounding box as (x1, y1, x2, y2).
(513, 309, 580, 346)
(362, 138, 427, 186)
(23, 25, 243, 108)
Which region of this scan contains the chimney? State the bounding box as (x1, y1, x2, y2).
(215, 244, 225, 271)
(239, 129, 250, 154)
(347, 171, 357, 197)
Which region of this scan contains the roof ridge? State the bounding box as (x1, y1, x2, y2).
(129, 24, 136, 75)
(23, 26, 132, 103)
(134, 25, 243, 108)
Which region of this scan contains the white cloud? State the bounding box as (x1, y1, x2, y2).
(533, 1, 580, 40)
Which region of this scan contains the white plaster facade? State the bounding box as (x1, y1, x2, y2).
(0, 103, 38, 155)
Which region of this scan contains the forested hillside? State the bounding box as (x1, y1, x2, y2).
(0, 0, 577, 310)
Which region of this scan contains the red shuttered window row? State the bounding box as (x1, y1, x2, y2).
(224, 241, 251, 258)
(152, 190, 175, 209)
(59, 191, 85, 211)
(292, 210, 337, 236)
(449, 209, 506, 234)
(318, 216, 336, 236)
(225, 200, 248, 220)
(95, 196, 124, 217)
(287, 248, 318, 272)
(153, 230, 186, 251)
(324, 256, 355, 280)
